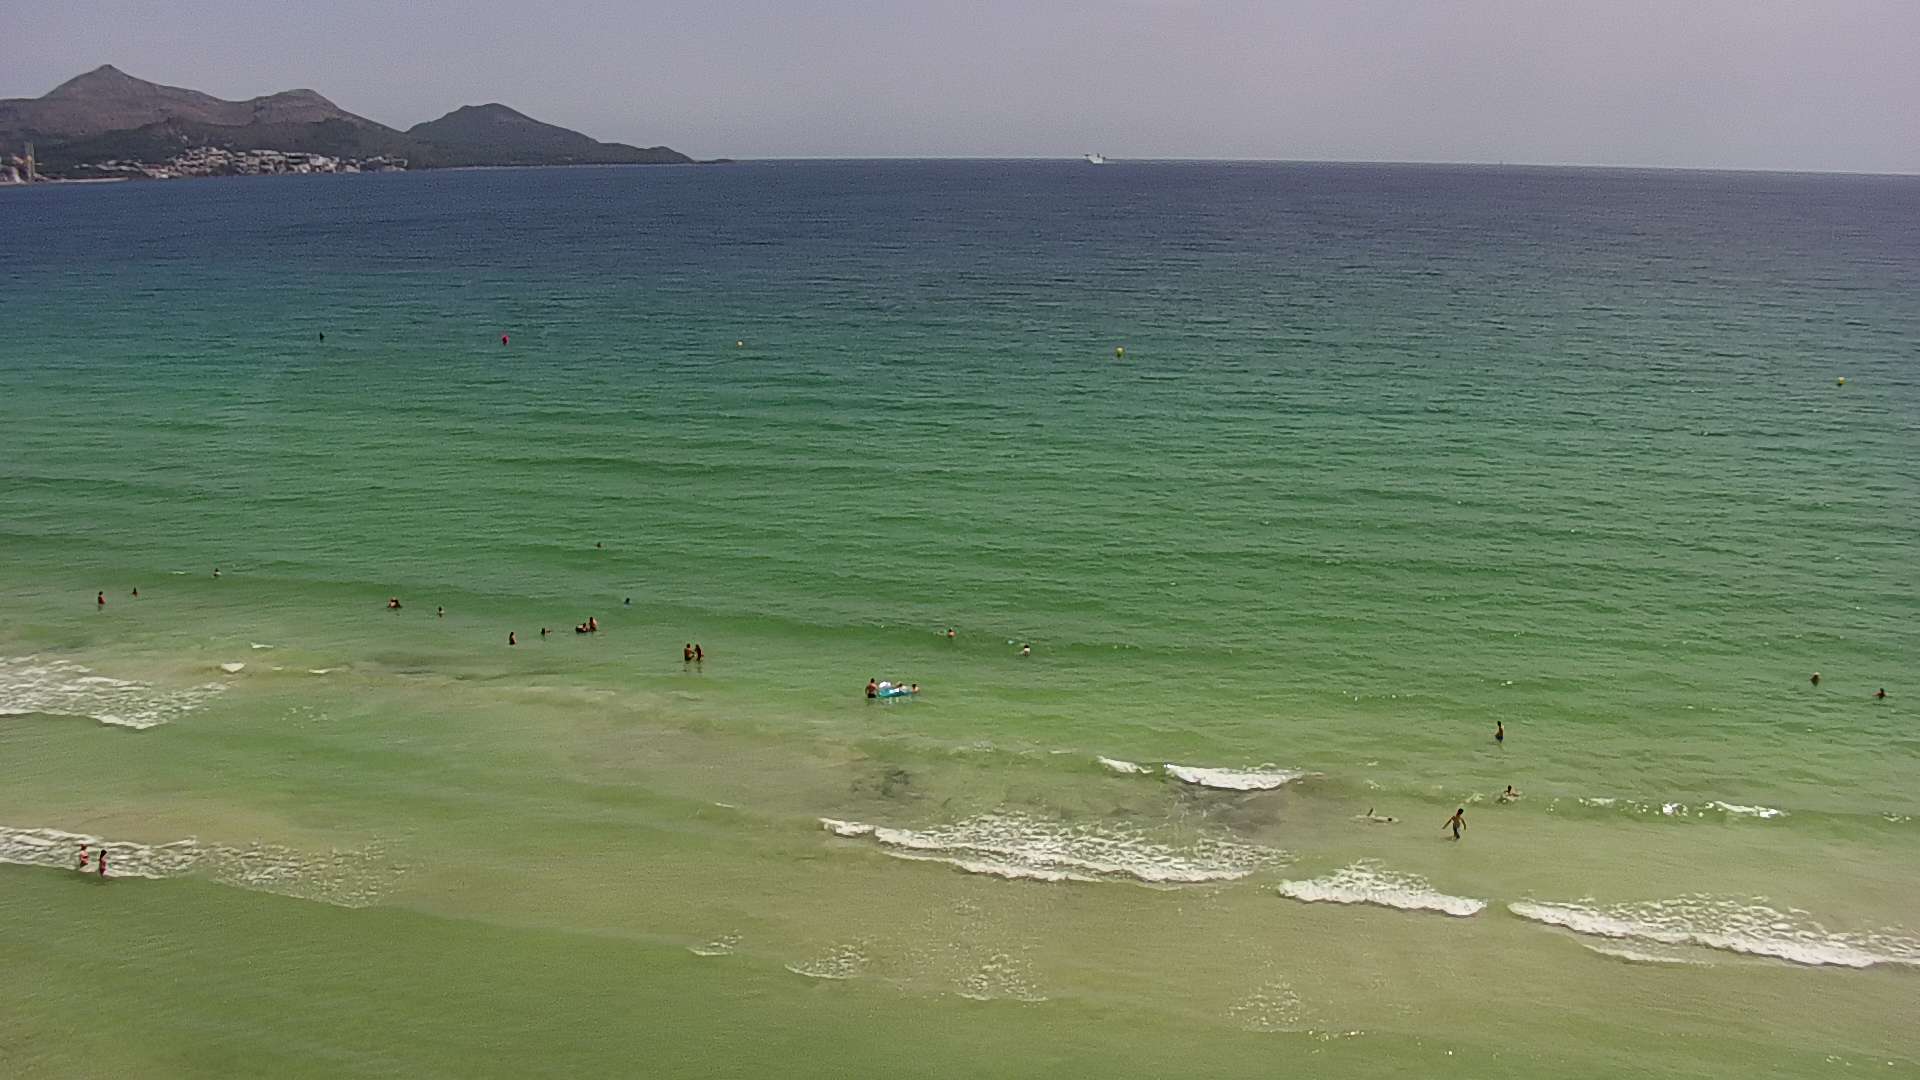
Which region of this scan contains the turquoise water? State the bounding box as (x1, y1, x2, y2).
(2, 162, 1917, 1076)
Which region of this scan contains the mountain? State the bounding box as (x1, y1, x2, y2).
(408, 104, 689, 165)
(0, 65, 694, 174)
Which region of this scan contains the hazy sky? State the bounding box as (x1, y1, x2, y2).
(4, 1, 1916, 171)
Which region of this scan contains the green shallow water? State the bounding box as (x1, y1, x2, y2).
(1, 161, 1917, 1076)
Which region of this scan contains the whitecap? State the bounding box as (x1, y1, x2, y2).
(0, 824, 401, 908)
(219, 662, 246, 674)
(819, 812, 1281, 885)
(1579, 941, 1710, 966)
(1164, 763, 1307, 791)
(249, 643, 274, 651)
(1276, 862, 1485, 917)
(1707, 801, 1786, 820)
(1098, 756, 1151, 775)
(0, 655, 226, 730)
(1509, 895, 1920, 969)
(819, 818, 874, 838)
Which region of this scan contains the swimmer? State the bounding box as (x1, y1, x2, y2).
(387, 597, 402, 611)
(946, 628, 956, 641)
(684, 643, 694, 662)
(540, 627, 549, 638)
(1499, 785, 1520, 803)
(909, 683, 920, 694)
(213, 568, 220, 578)
(132, 587, 139, 598)
(624, 597, 631, 606)
(1495, 721, 1504, 744)
(319, 331, 325, 342)
(587, 616, 598, 633)
(866, 678, 879, 699)
(437, 606, 445, 618)
(1874, 688, 1887, 700)
(509, 631, 517, 646)
(1444, 808, 1467, 840)
(96, 591, 105, 608)
(1811, 672, 1821, 686)
(694, 644, 704, 662)
(97, 849, 108, 878)
(1020, 643, 1031, 657)
(501, 333, 510, 346)
(576, 624, 590, 634)
(595, 542, 602, 550)
(1360, 807, 1397, 823)
(77, 844, 89, 871)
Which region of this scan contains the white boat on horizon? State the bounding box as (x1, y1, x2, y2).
(1085, 153, 1106, 165)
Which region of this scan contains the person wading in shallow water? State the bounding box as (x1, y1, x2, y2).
(1444, 808, 1467, 840)
(1495, 721, 1504, 744)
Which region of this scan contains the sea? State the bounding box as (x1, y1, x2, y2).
(1, 160, 1916, 1077)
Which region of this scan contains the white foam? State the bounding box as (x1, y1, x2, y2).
(0, 824, 400, 908)
(307, 668, 338, 676)
(819, 813, 1281, 885)
(1707, 801, 1786, 819)
(1277, 862, 1486, 917)
(219, 662, 246, 674)
(689, 932, 740, 958)
(785, 941, 868, 980)
(1509, 895, 1920, 969)
(819, 818, 874, 838)
(0, 656, 226, 730)
(249, 643, 274, 651)
(1098, 756, 1151, 775)
(1580, 941, 1710, 966)
(1164, 763, 1307, 791)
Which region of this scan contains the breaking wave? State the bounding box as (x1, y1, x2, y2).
(0, 824, 401, 908)
(1164, 764, 1308, 791)
(1509, 894, 1920, 969)
(819, 813, 1282, 885)
(1276, 862, 1486, 917)
(0, 656, 226, 730)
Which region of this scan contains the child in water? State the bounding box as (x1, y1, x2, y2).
(1444, 808, 1467, 840)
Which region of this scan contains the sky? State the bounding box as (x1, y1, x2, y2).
(3, 0, 1917, 172)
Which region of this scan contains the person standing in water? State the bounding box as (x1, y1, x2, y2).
(97, 849, 108, 878)
(1811, 672, 1821, 686)
(508, 631, 517, 646)
(1875, 688, 1887, 700)
(694, 644, 704, 663)
(684, 643, 694, 663)
(1444, 808, 1467, 840)
(437, 606, 445, 619)
(1495, 721, 1505, 744)
(866, 678, 879, 700)
(77, 844, 89, 871)
(96, 591, 105, 608)
(947, 628, 956, 641)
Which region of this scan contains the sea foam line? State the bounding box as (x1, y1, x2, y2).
(1509, 894, 1920, 969)
(0, 655, 225, 730)
(819, 813, 1282, 885)
(0, 824, 401, 909)
(1276, 862, 1486, 917)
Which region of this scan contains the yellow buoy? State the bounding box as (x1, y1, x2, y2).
(736, 340, 745, 348)
(1115, 346, 1125, 358)
(1836, 376, 1846, 385)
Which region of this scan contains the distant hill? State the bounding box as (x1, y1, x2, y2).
(0, 65, 695, 174)
(408, 104, 689, 166)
